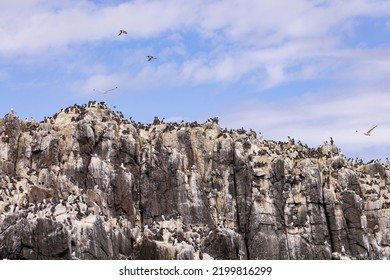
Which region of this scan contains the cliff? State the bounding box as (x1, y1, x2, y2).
(0, 101, 389, 260)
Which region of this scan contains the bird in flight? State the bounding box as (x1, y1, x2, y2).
(356, 125, 378, 136)
(93, 86, 118, 94)
(118, 30, 127, 36)
(147, 55, 157, 61)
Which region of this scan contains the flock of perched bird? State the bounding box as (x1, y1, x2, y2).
(1, 100, 389, 260)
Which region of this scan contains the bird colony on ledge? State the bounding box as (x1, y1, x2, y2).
(0, 102, 390, 260)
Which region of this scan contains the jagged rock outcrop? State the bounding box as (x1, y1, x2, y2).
(1, 101, 389, 259)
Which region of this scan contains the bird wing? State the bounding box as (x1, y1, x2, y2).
(103, 87, 118, 94)
(94, 87, 118, 94)
(367, 125, 378, 134)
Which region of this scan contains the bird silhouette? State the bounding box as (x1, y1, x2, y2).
(147, 55, 157, 61)
(118, 30, 127, 36)
(356, 125, 378, 136)
(93, 86, 118, 94)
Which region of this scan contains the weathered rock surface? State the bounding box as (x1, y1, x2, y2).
(0, 102, 390, 259)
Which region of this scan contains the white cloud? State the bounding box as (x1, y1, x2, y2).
(79, 61, 184, 95)
(338, 49, 390, 86)
(218, 87, 390, 160)
(80, 73, 122, 95)
(0, 0, 200, 55)
(2, 0, 390, 89)
(2, 0, 389, 53)
(76, 32, 390, 97)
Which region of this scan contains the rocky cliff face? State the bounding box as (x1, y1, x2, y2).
(0, 102, 389, 260)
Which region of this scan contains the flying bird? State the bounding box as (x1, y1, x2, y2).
(356, 125, 378, 136)
(147, 55, 157, 61)
(93, 86, 118, 94)
(118, 30, 127, 36)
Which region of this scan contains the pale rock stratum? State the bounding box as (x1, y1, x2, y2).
(0, 101, 389, 259)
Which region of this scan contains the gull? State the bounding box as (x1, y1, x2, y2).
(147, 55, 157, 61)
(357, 125, 378, 136)
(93, 86, 118, 94)
(118, 30, 127, 36)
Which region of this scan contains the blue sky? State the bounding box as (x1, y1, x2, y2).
(1, 0, 390, 161)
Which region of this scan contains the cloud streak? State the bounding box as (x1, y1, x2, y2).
(2, 0, 390, 89)
(218, 87, 390, 160)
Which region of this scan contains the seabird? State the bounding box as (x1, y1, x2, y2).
(27, 211, 34, 220)
(93, 86, 118, 94)
(358, 125, 378, 136)
(71, 251, 79, 260)
(118, 30, 127, 36)
(147, 55, 157, 61)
